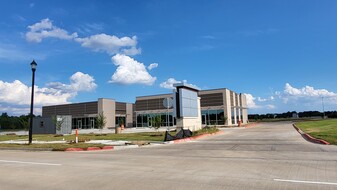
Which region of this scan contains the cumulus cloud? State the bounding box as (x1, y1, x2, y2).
(160, 78, 182, 89)
(109, 54, 156, 85)
(46, 72, 97, 93)
(244, 93, 276, 110)
(26, 18, 78, 43)
(25, 19, 140, 56)
(0, 104, 42, 116)
(24, 19, 157, 86)
(75, 34, 141, 55)
(147, 63, 158, 70)
(0, 72, 97, 110)
(244, 93, 260, 109)
(160, 78, 199, 90)
(277, 83, 337, 103)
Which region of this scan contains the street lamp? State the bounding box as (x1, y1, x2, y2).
(29, 60, 37, 144)
(322, 97, 325, 119)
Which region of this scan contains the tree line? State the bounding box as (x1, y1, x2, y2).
(249, 111, 337, 120)
(0, 113, 32, 130)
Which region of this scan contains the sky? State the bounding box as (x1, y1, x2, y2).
(0, 0, 337, 116)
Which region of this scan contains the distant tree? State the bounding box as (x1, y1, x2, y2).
(151, 115, 162, 131)
(19, 118, 29, 131)
(96, 112, 106, 134)
(52, 115, 65, 131)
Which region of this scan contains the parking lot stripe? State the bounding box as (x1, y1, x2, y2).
(274, 179, 337, 186)
(0, 159, 61, 166)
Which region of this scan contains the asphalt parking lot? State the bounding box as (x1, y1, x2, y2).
(1, 122, 336, 190)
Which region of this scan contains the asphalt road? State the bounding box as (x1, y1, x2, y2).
(1, 122, 337, 190)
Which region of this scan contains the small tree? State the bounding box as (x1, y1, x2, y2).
(19, 118, 29, 131)
(151, 115, 162, 132)
(96, 112, 106, 134)
(52, 115, 64, 131)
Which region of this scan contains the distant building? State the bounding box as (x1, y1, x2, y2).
(135, 88, 248, 127)
(292, 112, 299, 118)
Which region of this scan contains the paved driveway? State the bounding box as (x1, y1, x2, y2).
(1, 122, 336, 190)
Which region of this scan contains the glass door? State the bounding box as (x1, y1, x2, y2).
(91, 119, 95, 129)
(77, 120, 82, 129)
(202, 114, 207, 125)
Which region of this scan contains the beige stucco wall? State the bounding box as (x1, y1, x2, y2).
(126, 103, 133, 128)
(98, 98, 116, 129)
(240, 94, 248, 124)
(223, 89, 232, 126)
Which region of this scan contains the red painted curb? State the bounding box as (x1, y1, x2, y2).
(87, 147, 102, 151)
(65, 148, 84, 151)
(292, 124, 330, 145)
(102, 146, 114, 150)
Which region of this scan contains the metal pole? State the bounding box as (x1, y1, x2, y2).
(29, 68, 36, 144)
(167, 107, 169, 131)
(322, 97, 325, 119)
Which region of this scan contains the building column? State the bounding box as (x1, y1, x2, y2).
(126, 103, 133, 128)
(223, 89, 232, 126)
(98, 98, 116, 129)
(240, 94, 248, 124)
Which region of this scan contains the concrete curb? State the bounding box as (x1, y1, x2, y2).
(245, 122, 259, 128)
(170, 131, 224, 144)
(292, 124, 330, 145)
(65, 145, 138, 152)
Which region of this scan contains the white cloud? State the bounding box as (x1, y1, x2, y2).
(109, 54, 156, 85)
(160, 78, 182, 89)
(160, 78, 199, 90)
(244, 93, 260, 109)
(284, 83, 337, 97)
(0, 72, 97, 115)
(277, 83, 337, 104)
(0, 104, 41, 116)
(46, 72, 97, 93)
(244, 93, 276, 110)
(257, 97, 267, 102)
(75, 34, 141, 55)
(147, 63, 158, 70)
(266, 104, 276, 109)
(26, 18, 78, 43)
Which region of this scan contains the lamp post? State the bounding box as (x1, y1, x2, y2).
(29, 60, 37, 144)
(322, 97, 325, 119)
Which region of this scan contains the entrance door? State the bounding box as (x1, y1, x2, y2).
(148, 116, 152, 128)
(91, 119, 95, 129)
(202, 114, 207, 125)
(77, 120, 82, 129)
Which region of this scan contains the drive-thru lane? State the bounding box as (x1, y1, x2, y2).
(1, 122, 336, 190)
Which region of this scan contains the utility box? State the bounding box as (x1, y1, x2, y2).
(33, 115, 72, 134)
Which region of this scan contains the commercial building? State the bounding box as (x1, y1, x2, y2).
(135, 88, 248, 127)
(42, 88, 248, 129)
(42, 98, 134, 129)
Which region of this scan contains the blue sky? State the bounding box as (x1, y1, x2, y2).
(0, 0, 337, 115)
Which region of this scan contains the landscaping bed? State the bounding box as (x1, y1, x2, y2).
(0, 127, 220, 151)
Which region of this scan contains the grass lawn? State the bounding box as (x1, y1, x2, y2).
(0, 132, 166, 142)
(0, 127, 219, 150)
(295, 119, 337, 145)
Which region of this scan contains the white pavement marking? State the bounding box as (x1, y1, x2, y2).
(274, 179, 337, 186)
(0, 160, 61, 166)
